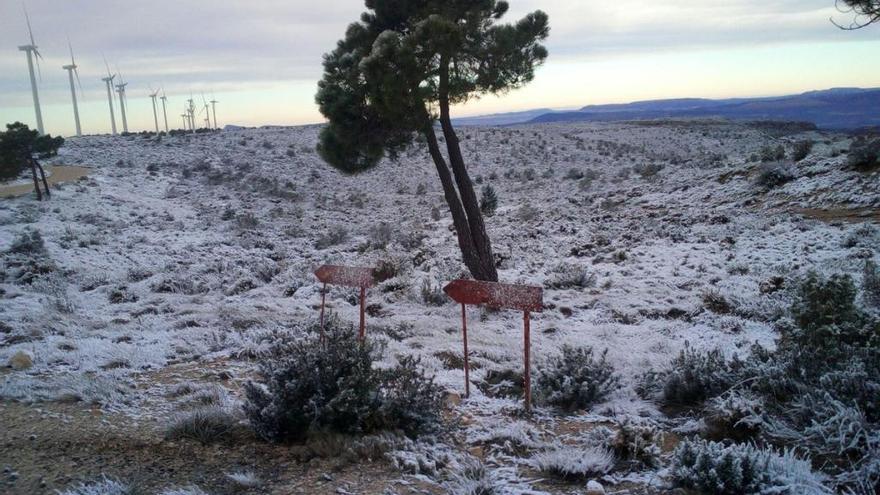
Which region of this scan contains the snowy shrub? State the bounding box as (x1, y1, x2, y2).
(470, 420, 545, 451)
(652, 344, 739, 407)
(3, 230, 56, 285)
(536, 345, 619, 411)
(126, 266, 152, 283)
(243, 322, 442, 442)
(847, 138, 880, 171)
(165, 406, 238, 444)
(610, 421, 663, 469)
(755, 162, 794, 189)
(671, 439, 829, 495)
(791, 140, 813, 162)
(7, 229, 46, 255)
(420, 279, 447, 306)
(108, 285, 138, 304)
(531, 445, 615, 478)
(33, 272, 75, 313)
(786, 272, 875, 365)
(564, 168, 584, 180)
(702, 289, 733, 314)
(225, 470, 261, 489)
(544, 263, 595, 289)
(368, 222, 394, 249)
(235, 212, 260, 230)
(443, 458, 499, 495)
(479, 185, 498, 217)
(759, 144, 786, 162)
(633, 162, 663, 179)
(314, 225, 348, 249)
(159, 487, 210, 495)
(57, 476, 137, 495)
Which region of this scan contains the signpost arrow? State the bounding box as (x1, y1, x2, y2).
(314, 265, 376, 340)
(443, 279, 543, 411)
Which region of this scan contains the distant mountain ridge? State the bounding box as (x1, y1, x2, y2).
(454, 88, 880, 130)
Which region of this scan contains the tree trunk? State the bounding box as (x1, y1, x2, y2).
(437, 59, 498, 281)
(420, 114, 486, 279)
(34, 159, 50, 199)
(29, 156, 42, 201)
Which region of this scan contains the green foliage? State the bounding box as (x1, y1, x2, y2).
(243, 322, 443, 442)
(0, 122, 64, 180)
(315, 1, 549, 173)
(479, 184, 498, 216)
(536, 345, 619, 412)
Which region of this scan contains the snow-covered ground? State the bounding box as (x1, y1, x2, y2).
(1, 120, 877, 493)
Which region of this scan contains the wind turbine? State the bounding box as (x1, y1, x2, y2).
(62, 38, 83, 137)
(101, 59, 117, 135)
(180, 113, 187, 130)
(114, 67, 129, 133)
(159, 88, 169, 132)
(19, 7, 45, 134)
(148, 87, 160, 135)
(200, 93, 211, 129)
(209, 95, 218, 130)
(186, 95, 196, 134)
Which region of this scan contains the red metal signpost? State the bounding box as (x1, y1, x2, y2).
(443, 279, 543, 411)
(314, 265, 376, 340)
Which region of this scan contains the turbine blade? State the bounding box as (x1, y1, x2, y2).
(67, 36, 76, 65)
(74, 67, 83, 95)
(24, 5, 36, 47)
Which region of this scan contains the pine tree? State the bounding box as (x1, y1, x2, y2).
(0, 122, 62, 200)
(834, 0, 880, 29)
(316, 1, 549, 281)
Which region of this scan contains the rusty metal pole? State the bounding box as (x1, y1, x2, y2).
(523, 310, 531, 413)
(319, 283, 327, 341)
(461, 303, 470, 398)
(359, 287, 366, 340)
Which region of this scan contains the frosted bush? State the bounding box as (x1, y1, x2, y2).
(536, 345, 619, 412)
(470, 419, 545, 450)
(243, 322, 443, 442)
(530, 445, 615, 478)
(57, 476, 135, 495)
(443, 458, 499, 495)
(165, 406, 238, 444)
(544, 263, 595, 289)
(672, 439, 829, 495)
(225, 470, 261, 489)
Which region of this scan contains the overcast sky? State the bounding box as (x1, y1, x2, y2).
(0, 0, 878, 136)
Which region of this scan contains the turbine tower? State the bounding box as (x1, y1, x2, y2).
(101, 59, 117, 135)
(18, 7, 44, 134)
(186, 95, 196, 134)
(148, 87, 160, 135)
(209, 97, 218, 130)
(115, 69, 129, 133)
(62, 39, 83, 137)
(180, 113, 187, 130)
(159, 89, 169, 132)
(201, 94, 211, 129)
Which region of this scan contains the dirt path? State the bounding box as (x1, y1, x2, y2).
(794, 206, 880, 224)
(0, 166, 90, 199)
(0, 399, 442, 495)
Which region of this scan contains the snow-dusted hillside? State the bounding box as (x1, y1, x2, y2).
(0, 121, 877, 494)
